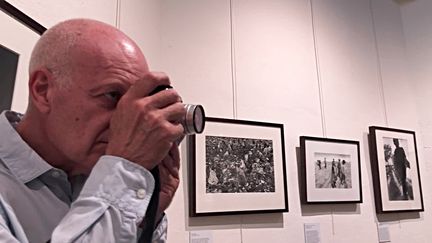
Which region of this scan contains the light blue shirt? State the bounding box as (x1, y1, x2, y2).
(0, 111, 167, 242)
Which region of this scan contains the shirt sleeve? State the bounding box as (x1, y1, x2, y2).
(0, 218, 20, 243)
(50, 155, 167, 243)
(151, 214, 167, 243)
(0, 194, 27, 243)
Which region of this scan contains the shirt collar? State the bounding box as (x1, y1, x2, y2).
(0, 111, 52, 183)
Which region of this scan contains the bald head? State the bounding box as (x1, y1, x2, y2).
(29, 19, 147, 87)
(19, 19, 153, 174)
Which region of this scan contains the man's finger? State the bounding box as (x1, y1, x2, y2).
(161, 103, 186, 123)
(168, 145, 180, 169)
(160, 145, 180, 177)
(124, 72, 171, 100)
(149, 89, 182, 109)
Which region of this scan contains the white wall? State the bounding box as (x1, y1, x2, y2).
(119, 0, 163, 70)
(400, 0, 432, 166)
(2, 0, 431, 242)
(399, 0, 432, 241)
(153, 0, 431, 242)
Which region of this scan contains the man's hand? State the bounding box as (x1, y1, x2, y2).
(157, 144, 181, 220)
(106, 72, 185, 170)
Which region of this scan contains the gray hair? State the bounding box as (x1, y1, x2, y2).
(29, 19, 118, 88)
(29, 21, 83, 87)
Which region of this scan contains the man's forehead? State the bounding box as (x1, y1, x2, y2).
(45, 20, 149, 91)
(66, 57, 146, 95)
(69, 42, 147, 78)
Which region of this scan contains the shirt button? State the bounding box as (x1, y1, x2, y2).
(136, 189, 146, 199)
(52, 171, 61, 177)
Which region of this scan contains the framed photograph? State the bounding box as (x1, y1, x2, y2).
(369, 126, 424, 213)
(189, 117, 288, 216)
(300, 136, 362, 203)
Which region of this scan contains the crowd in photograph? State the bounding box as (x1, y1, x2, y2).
(205, 136, 275, 193)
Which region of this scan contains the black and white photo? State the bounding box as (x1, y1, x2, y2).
(369, 126, 424, 213)
(313, 152, 352, 189)
(300, 136, 362, 204)
(205, 136, 275, 193)
(382, 137, 413, 201)
(189, 117, 288, 216)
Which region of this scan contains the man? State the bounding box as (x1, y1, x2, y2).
(0, 18, 186, 242)
(330, 158, 336, 188)
(393, 138, 409, 199)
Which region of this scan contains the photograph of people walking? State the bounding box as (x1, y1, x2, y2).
(314, 153, 352, 189)
(300, 136, 362, 203)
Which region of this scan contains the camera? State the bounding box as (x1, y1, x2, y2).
(150, 85, 205, 135)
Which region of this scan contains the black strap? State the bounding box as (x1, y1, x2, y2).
(138, 85, 169, 242)
(138, 166, 160, 243)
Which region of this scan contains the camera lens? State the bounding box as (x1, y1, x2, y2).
(149, 85, 205, 136)
(193, 105, 205, 133)
(183, 104, 205, 135)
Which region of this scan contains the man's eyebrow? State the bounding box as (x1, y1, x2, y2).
(88, 82, 130, 94)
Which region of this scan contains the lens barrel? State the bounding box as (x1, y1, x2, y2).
(150, 85, 205, 135)
(182, 104, 205, 135)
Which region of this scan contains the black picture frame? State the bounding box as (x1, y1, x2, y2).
(368, 126, 424, 213)
(189, 117, 288, 216)
(300, 136, 362, 204)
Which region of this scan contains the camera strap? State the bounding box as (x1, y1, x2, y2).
(138, 85, 174, 242)
(138, 166, 160, 243)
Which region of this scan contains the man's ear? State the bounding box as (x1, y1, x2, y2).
(28, 68, 55, 114)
